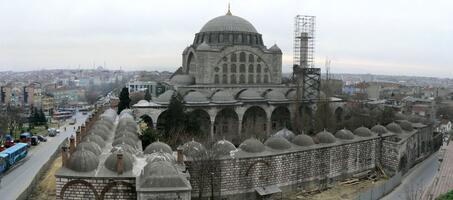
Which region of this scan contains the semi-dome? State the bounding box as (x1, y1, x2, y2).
(212, 139, 236, 157)
(264, 90, 287, 101)
(315, 130, 336, 144)
(292, 134, 314, 147)
(113, 136, 137, 148)
(67, 148, 99, 172)
(269, 44, 282, 53)
(264, 136, 292, 150)
(183, 91, 209, 104)
(371, 124, 388, 134)
(335, 129, 355, 140)
(273, 128, 295, 141)
(104, 151, 135, 172)
(83, 134, 105, 148)
(353, 127, 374, 137)
(239, 138, 265, 153)
(211, 90, 237, 104)
(238, 89, 264, 100)
(154, 90, 175, 105)
(386, 122, 403, 133)
(170, 74, 195, 86)
(76, 141, 102, 156)
(146, 152, 176, 164)
(200, 14, 258, 33)
(181, 140, 206, 157)
(399, 120, 413, 131)
(144, 141, 173, 154)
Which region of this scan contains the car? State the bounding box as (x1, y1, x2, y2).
(82, 111, 88, 115)
(56, 129, 60, 134)
(37, 135, 47, 142)
(30, 136, 40, 146)
(48, 128, 57, 137)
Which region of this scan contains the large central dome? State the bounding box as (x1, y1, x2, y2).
(200, 14, 258, 33)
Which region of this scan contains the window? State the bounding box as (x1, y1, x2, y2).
(238, 34, 243, 43)
(264, 75, 269, 83)
(248, 74, 254, 84)
(249, 54, 254, 63)
(223, 57, 227, 62)
(239, 75, 245, 83)
(222, 64, 228, 73)
(231, 64, 237, 73)
(214, 67, 220, 72)
(256, 64, 261, 73)
(231, 54, 237, 62)
(219, 34, 224, 42)
(239, 52, 246, 62)
(214, 75, 219, 84)
(239, 64, 245, 73)
(246, 35, 251, 44)
(229, 34, 233, 42)
(248, 64, 254, 73)
(256, 74, 261, 83)
(257, 57, 262, 62)
(222, 74, 228, 84)
(231, 74, 236, 84)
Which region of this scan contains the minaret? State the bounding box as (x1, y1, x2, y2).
(226, 3, 232, 15)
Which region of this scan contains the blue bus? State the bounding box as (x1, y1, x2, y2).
(0, 143, 28, 173)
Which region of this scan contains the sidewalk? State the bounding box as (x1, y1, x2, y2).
(425, 142, 453, 199)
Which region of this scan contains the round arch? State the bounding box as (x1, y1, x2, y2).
(186, 51, 196, 74)
(100, 180, 136, 200)
(334, 107, 344, 123)
(214, 108, 240, 145)
(139, 114, 154, 129)
(187, 109, 211, 140)
(156, 110, 169, 131)
(271, 106, 291, 134)
(60, 179, 99, 200)
(242, 106, 267, 140)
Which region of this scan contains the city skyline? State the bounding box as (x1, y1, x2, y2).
(0, 0, 451, 78)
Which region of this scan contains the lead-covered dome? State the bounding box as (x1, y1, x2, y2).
(386, 122, 403, 133)
(371, 124, 388, 134)
(238, 89, 263, 100)
(144, 141, 173, 154)
(181, 140, 206, 157)
(292, 134, 314, 146)
(211, 90, 237, 104)
(335, 129, 355, 140)
(200, 14, 258, 33)
(67, 148, 99, 172)
(353, 127, 374, 137)
(239, 138, 265, 153)
(273, 128, 295, 141)
(184, 91, 209, 104)
(76, 141, 102, 156)
(264, 136, 292, 150)
(212, 139, 236, 157)
(154, 90, 175, 105)
(264, 90, 287, 101)
(315, 130, 336, 144)
(104, 151, 135, 173)
(170, 74, 195, 86)
(399, 120, 413, 131)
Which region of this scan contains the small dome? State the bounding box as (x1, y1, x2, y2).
(113, 136, 137, 148)
(144, 141, 173, 154)
(264, 90, 287, 101)
(141, 161, 188, 188)
(239, 138, 265, 153)
(83, 134, 105, 148)
(181, 140, 206, 157)
(135, 100, 150, 107)
(335, 129, 355, 140)
(211, 90, 237, 104)
(353, 127, 374, 137)
(115, 131, 139, 141)
(238, 90, 263, 100)
(200, 14, 258, 33)
(154, 90, 175, 105)
(399, 120, 413, 131)
(386, 122, 403, 133)
(315, 130, 336, 144)
(111, 143, 137, 155)
(183, 91, 209, 104)
(273, 128, 295, 141)
(371, 124, 388, 134)
(67, 148, 99, 172)
(269, 44, 282, 53)
(264, 136, 291, 150)
(76, 141, 102, 156)
(170, 74, 195, 86)
(104, 151, 135, 172)
(196, 41, 211, 51)
(408, 115, 424, 123)
(394, 113, 407, 120)
(212, 139, 236, 157)
(292, 134, 315, 146)
(146, 152, 176, 164)
(144, 161, 177, 177)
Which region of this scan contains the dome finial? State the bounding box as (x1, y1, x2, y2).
(226, 3, 232, 15)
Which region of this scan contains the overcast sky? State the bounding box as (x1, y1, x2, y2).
(0, 0, 451, 77)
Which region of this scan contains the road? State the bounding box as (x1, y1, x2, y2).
(0, 112, 89, 200)
(381, 152, 440, 200)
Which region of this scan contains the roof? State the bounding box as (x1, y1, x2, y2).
(183, 91, 209, 104)
(273, 128, 295, 141)
(67, 148, 99, 172)
(104, 151, 135, 172)
(200, 14, 258, 33)
(212, 139, 236, 157)
(211, 90, 237, 104)
(292, 134, 314, 147)
(386, 122, 403, 133)
(353, 127, 374, 137)
(264, 136, 291, 150)
(371, 124, 388, 134)
(335, 129, 355, 140)
(0, 143, 27, 155)
(315, 130, 336, 144)
(144, 141, 173, 154)
(239, 138, 265, 153)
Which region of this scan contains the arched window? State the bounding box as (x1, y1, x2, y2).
(231, 53, 237, 62)
(249, 54, 254, 63)
(256, 64, 262, 73)
(248, 64, 254, 73)
(247, 35, 251, 44)
(222, 74, 228, 84)
(256, 74, 261, 83)
(264, 75, 269, 83)
(219, 34, 224, 42)
(255, 35, 259, 44)
(229, 34, 233, 43)
(222, 64, 228, 73)
(239, 52, 246, 62)
(239, 74, 245, 83)
(239, 64, 245, 73)
(231, 64, 237, 73)
(248, 74, 254, 84)
(214, 75, 220, 84)
(231, 74, 237, 84)
(238, 34, 242, 43)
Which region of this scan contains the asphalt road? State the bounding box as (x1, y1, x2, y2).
(0, 112, 89, 200)
(381, 152, 440, 200)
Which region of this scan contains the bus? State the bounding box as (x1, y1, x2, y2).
(0, 143, 28, 173)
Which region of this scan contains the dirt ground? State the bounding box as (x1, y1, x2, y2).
(284, 178, 386, 200)
(29, 156, 61, 200)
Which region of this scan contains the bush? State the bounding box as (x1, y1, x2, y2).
(437, 190, 453, 200)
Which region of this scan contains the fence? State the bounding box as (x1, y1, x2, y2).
(353, 172, 402, 200)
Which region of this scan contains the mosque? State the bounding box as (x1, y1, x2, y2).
(54, 8, 442, 200)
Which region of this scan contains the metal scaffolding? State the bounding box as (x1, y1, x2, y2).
(293, 15, 316, 68)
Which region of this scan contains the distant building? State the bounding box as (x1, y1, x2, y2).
(127, 80, 165, 98)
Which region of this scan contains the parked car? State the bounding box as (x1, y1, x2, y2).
(37, 135, 47, 142)
(48, 128, 57, 137)
(30, 136, 39, 146)
(56, 129, 61, 134)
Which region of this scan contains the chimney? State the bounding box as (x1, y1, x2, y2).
(177, 147, 184, 163)
(61, 146, 69, 167)
(69, 135, 76, 154)
(76, 128, 81, 145)
(116, 152, 124, 175)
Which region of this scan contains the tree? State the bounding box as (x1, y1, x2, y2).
(313, 99, 336, 133)
(140, 128, 160, 150)
(163, 94, 187, 138)
(117, 87, 131, 114)
(144, 89, 152, 101)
